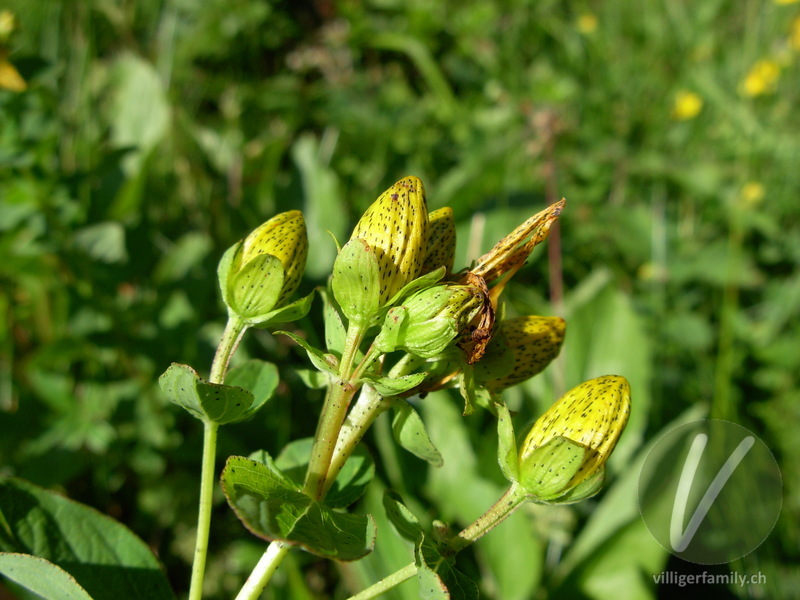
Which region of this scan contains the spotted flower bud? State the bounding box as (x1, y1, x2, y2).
(474, 316, 566, 391)
(421, 207, 456, 275)
(375, 284, 485, 358)
(349, 176, 428, 306)
(518, 375, 631, 502)
(219, 210, 308, 323)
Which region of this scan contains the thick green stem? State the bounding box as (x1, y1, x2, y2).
(324, 385, 390, 495)
(347, 562, 419, 600)
(188, 315, 247, 600)
(188, 420, 219, 600)
(234, 542, 291, 600)
(324, 353, 420, 494)
(443, 484, 527, 556)
(303, 323, 365, 499)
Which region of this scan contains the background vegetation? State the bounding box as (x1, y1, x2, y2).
(2, 0, 799, 598)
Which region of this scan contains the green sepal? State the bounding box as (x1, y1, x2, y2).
(228, 252, 285, 320)
(321, 287, 347, 356)
(518, 436, 587, 499)
(495, 401, 519, 483)
(537, 465, 606, 505)
(271, 438, 375, 508)
(373, 306, 408, 354)
(384, 265, 446, 308)
(220, 456, 376, 561)
(361, 372, 426, 396)
(158, 363, 256, 425)
(217, 241, 240, 309)
(392, 400, 444, 467)
(331, 238, 381, 327)
(246, 290, 314, 328)
(277, 331, 339, 377)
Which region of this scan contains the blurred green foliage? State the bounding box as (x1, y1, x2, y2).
(2, 0, 799, 598)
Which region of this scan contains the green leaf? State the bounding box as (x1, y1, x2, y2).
(274, 438, 375, 508)
(363, 372, 426, 396)
(72, 222, 127, 264)
(277, 331, 338, 376)
(374, 306, 408, 353)
(0, 478, 174, 600)
(382, 490, 424, 543)
(495, 401, 519, 483)
(392, 401, 444, 467)
(415, 557, 450, 600)
(158, 363, 255, 424)
(248, 290, 315, 327)
(225, 359, 279, 420)
(331, 238, 381, 327)
(0, 553, 94, 600)
(221, 457, 376, 561)
(294, 368, 330, 389)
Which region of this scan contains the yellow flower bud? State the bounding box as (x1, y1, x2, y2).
(221, 210, 308, 322)
(474, 316, 566, 391)
(349, 176, 428, 305)
(518, 375, 630, 500)
(421, 207, 456, 275)
(238, 210, 308, 306)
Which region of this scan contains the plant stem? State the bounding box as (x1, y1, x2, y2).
(346, 562, 419, 600)
(304, 323, 364, 499)
(324, 353, 420, 494)
(188, 315, 247, 600)
(443, 483, 527, 556)
(210, 315, 247, 383)
(347, 483, 527, 599)
(188, 419, 219, 600)
(324, 385, 389, 495)
(234, 542, 291, 600)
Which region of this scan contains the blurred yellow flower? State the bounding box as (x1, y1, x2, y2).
(577, 13, 598, 35)
(0, 10, 16, 42)
(791, 16, 800, 50)
(775, 0, 800, 4)
(740, 182, 765, 208)
(0, 52, 26, 92)
(741, 59, 780, 96)
(671, 90, 703, 120)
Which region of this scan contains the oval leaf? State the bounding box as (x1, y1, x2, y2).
(392, 401, 444, 467)
(221, 457, 376, 561)
(0, 478, 174, 600)
(0, 553, 94, 600)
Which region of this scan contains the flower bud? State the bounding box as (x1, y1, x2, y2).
(473, 316, 565, 391)
(518, 375, 630, 502)
(349, 176, 428, 306)
(421, 207, 456, 275)
(375, 284, 485, 358)
(220, 210, 308, 321)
